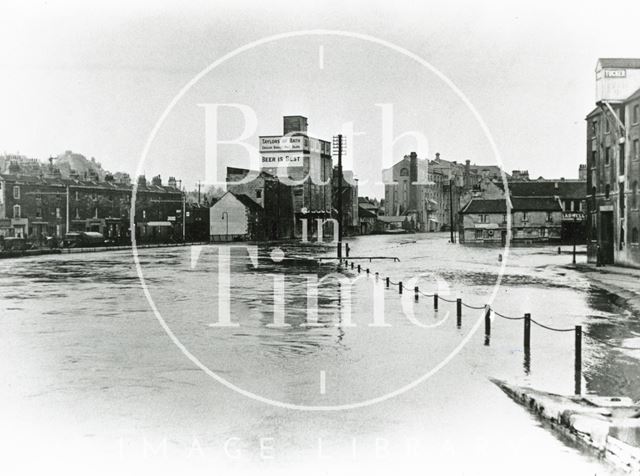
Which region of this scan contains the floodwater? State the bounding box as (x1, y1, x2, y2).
(0, 232, 637, 475)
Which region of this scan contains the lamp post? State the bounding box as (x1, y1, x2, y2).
(222, 211, 229, 239)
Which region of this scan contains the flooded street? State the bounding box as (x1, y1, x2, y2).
(0, 232, 637, 475)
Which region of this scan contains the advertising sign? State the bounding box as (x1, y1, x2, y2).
(259, 136, 307, 152)
(261, 152, 304, 168)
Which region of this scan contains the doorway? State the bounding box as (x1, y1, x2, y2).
(600, 211, 614, 264)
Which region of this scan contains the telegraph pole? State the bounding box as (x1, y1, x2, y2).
(66, 186, 70, 234)
(333, 135, 344, 259)
(182, 187, 186, 241)
(449, 177, 455, 243)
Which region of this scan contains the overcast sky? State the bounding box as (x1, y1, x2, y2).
(1, 0, 639, 198)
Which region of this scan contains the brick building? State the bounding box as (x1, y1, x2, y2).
(259, 116, 332, 237)
(459, 197, 563, 244)
(0, 161, 183, 243)
(226, 167, 293, 240)
(332, 168, 359, 236)
(586, 58, 640, 265)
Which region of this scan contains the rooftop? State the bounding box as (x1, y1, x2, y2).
(597, 58, 640, 69)
(461, 196, 562, 214)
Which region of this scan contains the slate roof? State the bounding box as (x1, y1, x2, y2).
(507, 181, 586, 198)
(461, 197, 562, 214)
(358, 206, 378, 218)
(0, 173, 180, 194)
(626, 86, 640, 103)
(511, 197, 562, 212)
(233, 193, 264, 213)
(461, 199, 508, 214)
(598, 58, 640, 69)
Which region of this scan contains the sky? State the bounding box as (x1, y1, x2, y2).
(1, 0, 639, 198)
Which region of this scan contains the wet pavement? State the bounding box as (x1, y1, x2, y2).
(0, 232, 637, 475)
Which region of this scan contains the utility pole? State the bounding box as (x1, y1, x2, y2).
(449, 177, 455, 243)
(182, 187, 186, 241)
(572, 216, 577, 264)
(66, 186, 70, 234)
(333, 135, 345, 259)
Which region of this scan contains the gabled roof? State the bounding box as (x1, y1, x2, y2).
(511, 196, 562, 212)
(627, 86, 640, 103)
(0, 173, 180, 194)
(358, 206, 378, 218)
(232, 193, 264, 212)
(507, 180, 586, 199)
(597, 58, 640, 69)
(585, 106, 601, 120)
(461, 196, 562, 214)
(461, 199, 508, 214)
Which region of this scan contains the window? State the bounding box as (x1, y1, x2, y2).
(502, 214, 507, 224)
(605, 119, 610, 133)
(605, 147, 611, 165)
(256, 190, 262, 199)
(634, 104, 640, 124)
(75, 191, 79, 201)
(36, 208, 42, 218)
(400, 168, 409, 177)
(634, 139, 639, 161)
(592, 120, 598, 138)
(56, 207, 61, 219)
(12, 186, 20, 200)
(605, 184, 611, 199)
(13, 204, 20, 218)
(479, 214, 488, 223)
(546, 212, 553, 222)
(633, 228, 639, 244)
(522, 212, 528, 222)
(475, 229, 483, 240)
(75, 208, 80, 219)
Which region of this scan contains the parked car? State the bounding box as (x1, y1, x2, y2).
(62, 231, 106, 248)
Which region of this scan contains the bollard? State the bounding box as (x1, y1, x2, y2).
(575, 325, 582, 395)
(399, 281, 403, 294)
(524, 313, 531, 350)
(456, 298, 462, 327)
(558, 247, 561, 255)
(434, 293, 438, 311)
(414, 286, 419, 302)
(351, 262, 354, 270)
(345, 243, 350, 258)
(484, 306, 491, 345)
(366, 268, 370, 275)
(386, 277, 390, 288)
(357, 264, 361, 273)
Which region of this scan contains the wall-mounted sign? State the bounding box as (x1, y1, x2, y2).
(562, 212, 585, 221)
(259, 135, 331, 155)
(605, 69, 626, 78)
(259, 136, 307, 152)
(261, 152, 304, 168)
